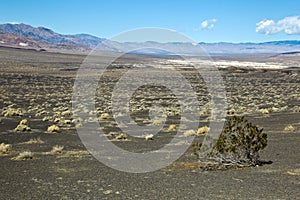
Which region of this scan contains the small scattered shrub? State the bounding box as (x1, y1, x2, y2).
(51, 145, 64, 154)
(12, 151, 34, 160)
(54, 117, 61, 123)
(100, 113, 110, 120)
(35, 110, 48, 117)
(284, 125, 296, 132)
(24, 137, 44, 144)
(167, 124, 177, 131)
(0, 143, 12, 154)
(42, 116, 52, 122)
(270, 107, 279, 112)
(261, 109, 269, 115)
(14, 124, 31, 132)
(61, 110, 72, 116)
(107, 132, 118, 137)
(47, 125, 60, 133)
(197, 126, 209, 135)
(145, 134, 154, 141)
(14, 119, 31, 132)
(115, 133, 127, 140)
(2, 107, 23, 117)
(19, 119, 28, 125)
(63, 119, 72, 125)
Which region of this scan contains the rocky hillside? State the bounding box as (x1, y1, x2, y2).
(0, 23, 104, 48)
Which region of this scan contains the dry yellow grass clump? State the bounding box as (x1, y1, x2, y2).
(284, 125, 296, 132)
(167, 124, 177, 131)
(115, 133, 128, 140)
(24, 137, 44, 144)
(47, 125, 60, 133)
(12, 151, 34, 160)
(145, 134, 154, 141)
(61, 110, 72, 116)
(54, 117, 61, 123)
(261, 109, 269, 115)
(1, 107, 23, 117)
(100, 113, 110, 120)
(63, 119, 72, 124)
(14, 119, 31, 132)
(50, 145, 64, 154)
(20, 119, 28, 125)
(197, 126, 210, 135)
(0, 143, 12, 154)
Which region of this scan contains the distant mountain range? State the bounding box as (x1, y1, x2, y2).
(0, 23, 104, 48)
(1, 23, 300, 54)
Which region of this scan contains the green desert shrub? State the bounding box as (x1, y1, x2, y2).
(210, 115, 267, 165)
(194, 115, 267, 166)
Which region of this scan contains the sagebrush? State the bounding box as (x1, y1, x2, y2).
(194, 115, 267, 166)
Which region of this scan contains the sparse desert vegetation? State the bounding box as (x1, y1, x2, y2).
(14, 119, 31, 132)
(12, 151, 34, 160)
(0, 47, 299, 199)
(0, 143, 12, 154)
(1, 106, 23, 117)
(47, 125, 60, 133)
(167, 124, 177, 131)
(50, 145, 64, 154)
(23, 137, 44, 144)
(145, 134, 154, 140)
(114, 133, 128, 141)
(284, 125, 296, 132)
(197, 126, 209, 135)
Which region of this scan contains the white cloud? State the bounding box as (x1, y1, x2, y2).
(256, 16, 300, 35)
(200, 19, 217, 30)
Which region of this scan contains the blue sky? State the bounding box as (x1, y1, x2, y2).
(2, 0, 300, 43)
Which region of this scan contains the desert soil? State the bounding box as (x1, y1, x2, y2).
(0, 47, 299, 199)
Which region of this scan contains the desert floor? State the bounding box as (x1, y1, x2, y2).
(0, 47, 299, 199)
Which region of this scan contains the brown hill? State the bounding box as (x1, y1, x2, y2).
(0, 33, 45, 48)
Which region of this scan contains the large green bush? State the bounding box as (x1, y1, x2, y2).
(195, 115, 268, 166)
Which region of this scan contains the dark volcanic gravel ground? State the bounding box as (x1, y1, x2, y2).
(0, 114, 299, 200)
(0, 47, 299, 199)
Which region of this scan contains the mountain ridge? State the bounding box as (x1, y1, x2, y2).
(0, 23, 104, 48)
(1, 23, 300, 54)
